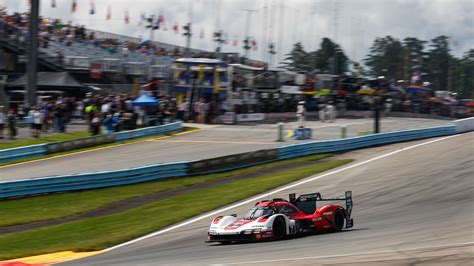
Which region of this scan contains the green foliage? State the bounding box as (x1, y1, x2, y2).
(0, 131, 90, 150)
(281, 39, 349, 74)
(363, 35, 471, 97)
(0, 154, 330, 227)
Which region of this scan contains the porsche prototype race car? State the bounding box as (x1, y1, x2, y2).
(206, 191, 353, 243)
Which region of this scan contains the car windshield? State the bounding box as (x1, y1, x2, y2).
(244, 207, 274, 219)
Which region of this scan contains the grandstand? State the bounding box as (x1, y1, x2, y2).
(0, 10, 261, 93)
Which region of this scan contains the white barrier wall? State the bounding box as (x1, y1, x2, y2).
(454, 117, 474, 133)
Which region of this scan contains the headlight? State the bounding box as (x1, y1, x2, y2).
(312, 217, 322, 222)
(252, 228, 262, 233)
(243, 230, 253, 234)
(208, 230, 217, 235)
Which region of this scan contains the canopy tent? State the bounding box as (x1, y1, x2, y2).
(357, 86, 376, 95)
(132, 94, 159, 107)
(6, 72, 87, 91)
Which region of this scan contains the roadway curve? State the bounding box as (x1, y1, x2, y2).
(63, 132, 474, 265)
(0, 117, 447, 181)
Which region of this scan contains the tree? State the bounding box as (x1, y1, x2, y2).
(364, 36, 404, 81)
(311, 38, 349, 74)
(281, 42, 310, 72)
(423, 35, 452, 91)
(452, 49, 474, 98)
(402, 37, 426, 82)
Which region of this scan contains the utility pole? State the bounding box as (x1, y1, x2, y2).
(276, 0, 285, 67)
(26, 0, 40, 107)
(268, 43, 276, 67)
(332, 0, 339, 75)
(242, 9, 256, 59)
(183, 23, 192, 57)
(214, 0, 223, 56)
(184, 0, 194, 58)
(261, 0, 268, 61)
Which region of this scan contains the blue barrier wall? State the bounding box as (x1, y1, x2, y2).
(0, 144, 46, 163)
(278, 125, 456, 160)
(0, 124, 459, 199)
(0, 122, 182, 164)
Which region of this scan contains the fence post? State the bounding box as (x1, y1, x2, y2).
(341, 126, 347, 138)
(277, 122, 284, 142)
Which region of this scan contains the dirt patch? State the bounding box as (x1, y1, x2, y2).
(0, 157, 328, 234)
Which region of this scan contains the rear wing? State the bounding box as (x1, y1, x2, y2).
(289, 191, 353, 221)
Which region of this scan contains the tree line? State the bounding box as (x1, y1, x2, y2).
(281, 35, 473, 98)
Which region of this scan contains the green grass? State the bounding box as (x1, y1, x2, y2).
(0, 158, 352, 260)
(0, 127, 199, 167)
(0, 154, 330, 227)
(0, 131, 91, 150)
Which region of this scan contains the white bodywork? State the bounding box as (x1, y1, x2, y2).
(208, 214, 296, 239)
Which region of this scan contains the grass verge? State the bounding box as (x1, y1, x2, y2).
(0, 158, 352, 260)
(0, 154, 330, 227)
(0, 127, 198, 167)
(0, 131, 90, 150)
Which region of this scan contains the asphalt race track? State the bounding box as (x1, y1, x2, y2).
(62, 132, 474, 265)
(0, 117, 448, 181)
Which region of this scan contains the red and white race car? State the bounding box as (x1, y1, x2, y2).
(206, 191, 353, 243)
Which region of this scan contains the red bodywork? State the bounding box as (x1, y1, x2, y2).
(255, 200, 343, 231)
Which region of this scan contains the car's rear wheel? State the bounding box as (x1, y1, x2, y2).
(272, 216, 286, 240)
(333, 209, 345, 232)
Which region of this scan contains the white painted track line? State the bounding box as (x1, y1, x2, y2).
(104, 134, 460, 252)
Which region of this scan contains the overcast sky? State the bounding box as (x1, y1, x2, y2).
(1, 0, 473, 65)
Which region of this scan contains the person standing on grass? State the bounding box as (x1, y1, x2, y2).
(7, 109, 17, 140)
(28, 106, 43, 138)
(0, 106, 5, 139)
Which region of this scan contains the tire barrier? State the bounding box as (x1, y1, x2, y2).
(0, 122, 468, 199)
(188, 149, 279, 175)
(45, 135, 115, 154)
(0, 122, 182, 164)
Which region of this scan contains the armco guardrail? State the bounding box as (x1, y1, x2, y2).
(0, 122, 182, 163)
(0, 122, 468, 199)
(0, 162, 187, 198)
(277, 125, 457, 160)
(454, 117, 474, 133)
(0, 144, 46, 163)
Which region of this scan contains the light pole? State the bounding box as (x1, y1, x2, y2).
(26, 0, 40, 108)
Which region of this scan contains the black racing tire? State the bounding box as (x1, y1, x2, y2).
(333, 209, 345, 232)
(272, 216, 286, 240)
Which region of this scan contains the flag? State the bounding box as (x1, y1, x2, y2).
(140, 13, 147, 21)
(199, 28, 204, 39)
(173, 23, 179, 33)
(71, 0, 77, 13)
(252, 39, 257, 51)
(233, 35, 238, 46)
(158, 15, 164, 24)
(89, 0, 96, 15)
(51, 0, 56, 8)
(124, 9, 129, 24)
(106, 5, 111, 20)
